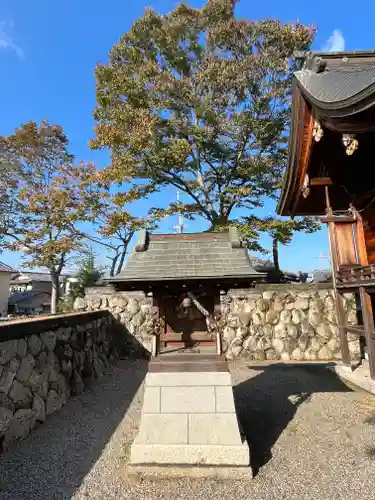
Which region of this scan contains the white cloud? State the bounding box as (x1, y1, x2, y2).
(0, 21, 24, 59)
(322, 29, 345, 52)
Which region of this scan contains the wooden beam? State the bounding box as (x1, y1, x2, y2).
(359, 287, 375, 380)
(320, 216, 356, 223)
(310, 177, 333, 186)
(291, 106, 315, 215)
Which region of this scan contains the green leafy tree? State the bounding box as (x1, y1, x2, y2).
(0, 120, 94, 313)
(249, 216, 321, 273)
(91, 0, 316, 252)
(63, 250, 104, 311)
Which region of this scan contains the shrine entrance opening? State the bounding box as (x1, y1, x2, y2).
(160, 292, 216, 351)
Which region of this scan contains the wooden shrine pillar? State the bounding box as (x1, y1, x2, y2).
(323, 187, 351, 365)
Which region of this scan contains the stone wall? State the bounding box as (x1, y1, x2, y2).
(74, 288, 156, 357)
(0, 310, 116, 450)
(75, 285, 360, 363)
(221, 286, 359, 361)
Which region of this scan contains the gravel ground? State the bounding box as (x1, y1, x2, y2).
(1, 360, 375, 500)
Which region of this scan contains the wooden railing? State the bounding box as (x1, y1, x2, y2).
(337, 265, 375, 287)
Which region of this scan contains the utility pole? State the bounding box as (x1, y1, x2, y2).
(173, 189, 184, 234)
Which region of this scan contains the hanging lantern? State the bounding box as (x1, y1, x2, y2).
(342, 134, 358, 155)
(182, 297, 192, 309)
(312, 119, 324, 142)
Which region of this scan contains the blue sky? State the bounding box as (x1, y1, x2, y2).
(0, 0, 373, 273)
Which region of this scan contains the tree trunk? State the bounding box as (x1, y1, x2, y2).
(50, 271, 60, 314)
(109, 254, 119, 277)
(272, 237, 280, 273)
(116, 249, 127, 275)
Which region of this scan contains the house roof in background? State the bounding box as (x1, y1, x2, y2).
(109, 229, 265, 283)
(8, 290, 50, 305)
(10, 272, 69, 284)
(0, 262, 15, 273)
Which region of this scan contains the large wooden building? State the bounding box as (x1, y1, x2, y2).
(278, 50, 375, 380)
(109, 229, 264, 353)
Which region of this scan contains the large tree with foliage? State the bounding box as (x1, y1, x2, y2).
(0, 121, 94, 313)
(91, 0, 317, 253)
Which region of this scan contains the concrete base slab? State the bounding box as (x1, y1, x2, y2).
(328, 363, 375, 395)
(130, 356, 249, 468)
(127, 464, 253, 480)
(131, 443, 249, 466)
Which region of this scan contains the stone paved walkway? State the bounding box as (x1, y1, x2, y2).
(1, 360, 375, 500)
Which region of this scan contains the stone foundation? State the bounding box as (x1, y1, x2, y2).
(131, 356, 249, 467)
(221, 287, 359, 362)
(0, 311, 116, 450)
(76, 285, 359, 363)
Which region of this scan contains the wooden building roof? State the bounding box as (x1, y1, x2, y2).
(108, 229, 264, 286)
(278, 50, 375, 217)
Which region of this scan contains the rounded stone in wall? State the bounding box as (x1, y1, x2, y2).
(281, 351, 290, 361)
(231, 339, 243, 357)
(273, 297, 285, 312)
(294, 297, 310, 310)
(309, 337, 322, 353)
(272, 338, 284, 353)
(286, 324, 299, 339)
(127, 298, 140, 316)
(17, 339, 27, 359)
(262, 324, 273, 339)
(317, 345, 333, 360)
(266, 310, 280, 325)
(298, 333, 309, 351)
(266, 348, 278, 360)
(262, 290, 275, 300)
(238, 311, 251, 327)
(243, 299, 256, 312)
(291, 309, 303, 325)
(256, 298, 269, 312)
(27, 335, 42, 357)
(223, 327, 236, 341)
(283, 338, 298, 354)
(291, 347, 304, 361)
(304, 350, 318, 361)
(279, 310, 292, 324)
(274, 322, 288, 339)
(236, 326, 248, 339)
(316, 323, 332, 341)
(252, 311, 265, 326)
(227, 314, 241, 328)
(243, 335, 257, 352)
(327, 337, 339, 352)
(252, 350, 266, 361)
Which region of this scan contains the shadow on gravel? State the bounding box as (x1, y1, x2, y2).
(233, 363, 353, 477)
(0, 358, 148, 500)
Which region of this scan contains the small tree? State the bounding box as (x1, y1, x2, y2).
(1, 120, 94, 313)
(91, 0, 316, 251)
(63, 250, 104, 310)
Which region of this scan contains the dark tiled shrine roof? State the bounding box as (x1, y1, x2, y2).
(293, 50, 375, 112)
(109, 229, 264, 283)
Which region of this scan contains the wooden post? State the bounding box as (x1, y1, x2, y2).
(359, 287, 375, 380)
(325, 186, 351, 366)
(152, 295, 161, 357)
